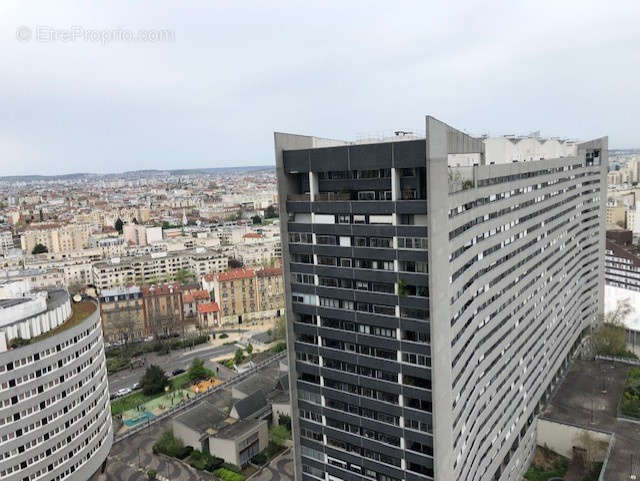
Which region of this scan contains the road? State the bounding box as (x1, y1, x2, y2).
(107, 343, 238, 393)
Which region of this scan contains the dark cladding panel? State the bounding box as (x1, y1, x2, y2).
(393, 140, 426, 168)
(284, 149, 310, 173)
(349, 143, 393, 169)
(310, 146, 349, 172)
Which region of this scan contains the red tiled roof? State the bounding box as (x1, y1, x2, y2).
(141, 282, 182, 297)
(183, 290, 210, 303)
(198, 302, 219, 314)
(215, 268, 255, 282)
(256, 266, 282, 277)
(244, 233, 263, 238)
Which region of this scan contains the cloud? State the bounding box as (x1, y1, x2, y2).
(0, 0, 638, 175)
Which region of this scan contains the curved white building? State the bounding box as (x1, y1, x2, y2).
(0, 284, 112, 481)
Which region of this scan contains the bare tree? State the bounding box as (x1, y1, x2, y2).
(592, 299, 633, 356)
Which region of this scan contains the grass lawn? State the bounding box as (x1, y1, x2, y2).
(111, 370, 214, 416)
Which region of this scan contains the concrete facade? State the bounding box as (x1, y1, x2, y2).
(0, 293, 112, 480)
(275, 116, 607, 481)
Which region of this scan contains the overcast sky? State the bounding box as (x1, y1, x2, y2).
(1, 1, 639, 176)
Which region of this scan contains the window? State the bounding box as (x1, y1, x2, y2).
(338, 215, 350, 224)
(353, 215, 366, 224)
(358, 191, 376, 201)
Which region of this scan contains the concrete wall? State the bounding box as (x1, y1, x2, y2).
(172, 420, 205, 451)
(536, 419, 610, 461)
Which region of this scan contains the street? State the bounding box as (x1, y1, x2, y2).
(107, 343, 238, 393)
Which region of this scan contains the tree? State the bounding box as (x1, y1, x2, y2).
(140, 364, 169, 395)
(592, 298, 633, 357)
(252, 215, 262, 225)
(174, 268, 194, 284)
(31, 243, 48, 254)
(234, 348, 244, 366)
(115, 217, 124, 233)
(228, 258, 243, 269)
(246, 344, 253, 356)
(162, 221, 171, 229)
(187, 358, 208, 382)
(274, 315, 286, 341)
(264, 205, 278, 219)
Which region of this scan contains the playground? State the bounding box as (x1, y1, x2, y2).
(120, 389, 196, 428)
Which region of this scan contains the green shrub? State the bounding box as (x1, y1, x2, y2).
(106, 356, 130, 373)
(251, 453, 267, 465)
(214, 468, 244, 481)
(221, 463, 241, 473)
(269, 424, 291, 445)
(147, 469, 157, 479)
(153, 430, 185, 458)
(188, 450, 217, 470)
(271, 342, 286, 353)
(220, 333, 229, 339)
(278, 414, 291, 431)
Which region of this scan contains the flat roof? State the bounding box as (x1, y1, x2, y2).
(213, 419, 263, 441)
(174, 401, 227, 433)
(543, 359, 640, 479)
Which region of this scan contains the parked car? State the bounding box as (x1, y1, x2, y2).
(172, 368, 185, 376)
(116, 388, 131, 397)
(131, 382, 140, 390)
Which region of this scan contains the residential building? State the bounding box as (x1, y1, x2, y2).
(255, 266, 284, 313)
(123, 224, 163, 246)
(0, 229, 13, 254)
(91, 248, 227, 293)
(20, 223, 91, 254)
(197, 301, 220, 328)
(98, 286, 145, 341)
(141, 282, 185, 337)
(0, 285, 112, 480)
(183, 289, 211, 318)
(212, 268, 257, 324)
(275, 117, 606, 481)
(208, 267, 285, 325)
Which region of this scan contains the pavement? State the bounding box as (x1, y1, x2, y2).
(251, 452, 293, 481)
(543, 358, 640, 480)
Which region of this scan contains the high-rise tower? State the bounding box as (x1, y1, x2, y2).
(275, 116, 606, 481)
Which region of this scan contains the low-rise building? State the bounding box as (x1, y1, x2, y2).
(183, 289, 210, 318)
(197, 301, 220, 328)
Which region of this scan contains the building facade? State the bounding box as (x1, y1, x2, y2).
(605, 229, 640, 292)
(141, 283, 185, 337)
(0, 286, 112, 480)
(99, 286, 145, 342)
(209, 267, 284, 325)
(20, 224, 91, 254)
(275, 117, 607, 481)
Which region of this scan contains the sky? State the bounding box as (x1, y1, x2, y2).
(1, 1, 639, 176)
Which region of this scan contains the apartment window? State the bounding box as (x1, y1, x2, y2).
(370, 237, 392, 248)
(398, 237, 428, 249)
(340, 258, 352, 267)
(316, 235, 337, 245)
(317, 256, 337, 266)
(289, 232, 313, 243)
(358, 191, 376, 201)
(353, 215, 366, 224)
(338, 214, 350, 224)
